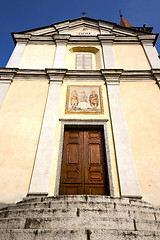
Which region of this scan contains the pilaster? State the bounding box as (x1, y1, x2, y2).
(28, 70, 67, 196)
(139, 35, 160, 69)
(53, 35, 70, 68)
(101, 70, 142, 198)
(6, 39, 29, 68)
(0, 69, 15, 107)
(98, 35, 115, 69)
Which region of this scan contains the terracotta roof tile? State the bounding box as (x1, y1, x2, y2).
(120, 16, 132, 27)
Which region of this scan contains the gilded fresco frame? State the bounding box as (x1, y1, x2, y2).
(65, 85, 104, 114)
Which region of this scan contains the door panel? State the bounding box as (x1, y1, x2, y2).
(85, 185, 106, 195)
(61, 184, 83, 195)
(60, 130, 82, 186)
(59, 128, 109, 195)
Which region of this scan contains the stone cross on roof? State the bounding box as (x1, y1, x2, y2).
(81, 12, 87, 17)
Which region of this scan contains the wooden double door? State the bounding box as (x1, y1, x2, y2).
(59, 128, 109, 195)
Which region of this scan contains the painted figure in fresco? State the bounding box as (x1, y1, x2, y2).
(89, 90, 99, 109)
(71, 90, 79, 110)
(80, 90, 87, 109)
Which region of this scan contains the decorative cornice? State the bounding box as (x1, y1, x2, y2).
(101, 69, 123, 83)
(46, 69, 67, 82)
(12, 69, 48, 81)
(0, 68, 17, 82)
(64, 70, 103, 81)
(30, 36, 53, 42)
(11, 32, 157, 46)
(98, 35, 115, 43)
(120, 70, 155, 81)
(151, 69, 160, 88)
(138, 35, 156, 45)
(52, 34, 71, 44)
(113, 36, 139, 43)
(12, 33, 31, 44)
(0, 68, 158, 83)
(59, 118, 108, 122)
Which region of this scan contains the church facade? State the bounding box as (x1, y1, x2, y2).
(0, 16, 160, 207)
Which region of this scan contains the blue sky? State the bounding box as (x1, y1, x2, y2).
(1, 0, 160, 67)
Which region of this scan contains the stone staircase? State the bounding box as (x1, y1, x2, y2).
(0, 195, 160, 239)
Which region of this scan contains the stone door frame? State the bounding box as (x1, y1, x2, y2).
(54, 119, 114, 197)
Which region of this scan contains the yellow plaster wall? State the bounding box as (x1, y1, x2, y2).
(19, 44, 55, 69)
(48, 81, 120, 197)
(112, 44, 151, 70)
(64, 45, 104, 70)
(0, 80, 49, 203)
(120, 81, 160, 207)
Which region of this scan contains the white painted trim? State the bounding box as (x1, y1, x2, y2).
(107, 82, 142, 198)
(6, 42, 27, 68)
(142, 43, 160, 69)
(53, 42, 67, 68)
(101, 42, 115, 69)
(0, 83, 10, 107)
(28, 81, 62, 194)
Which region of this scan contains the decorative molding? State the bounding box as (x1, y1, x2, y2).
(59, 118, 108, 122)
(52, 34, 71, 42)
(12, 33, 31, 44)
(0, 68, 158, 83)
(13, 70, 48, 81)
(0, 69, 16, 82)
(138, 35, 156, 45)
(46, 69, 67, 82)
(10, 31, 158, 47)
(152, 69, 160, 88)
(53, 70, 103, 82)
(98, 35, 115, 42)
(101, 69, 122, 82)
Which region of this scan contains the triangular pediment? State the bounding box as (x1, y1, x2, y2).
(13, 17, 154, 39)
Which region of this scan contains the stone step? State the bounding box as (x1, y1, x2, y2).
(0, 217, 26, 229)
(21, 195, 130, 205)
(91, 229, 160, 240)
(0, 207, 77, 218)
(4, 201, 158, 220)
(0, 229, 160, 240)
(20, 195, 154, 208)
(0, 216, 135, 231)
(135, 219, 160, 232)
(0, 229, 86, 240)
(1, 216, 160, 232)
(0, 207, 156, 221)
(2, 201, 116, 212)
(0, 196, 159, 239)
(115, 202, 157, 212)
